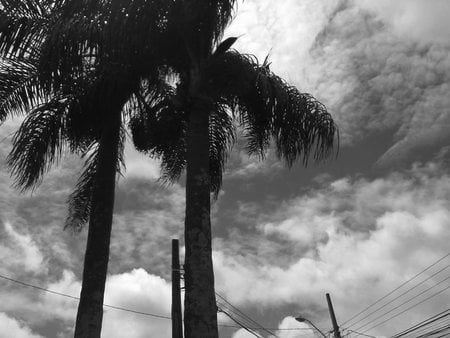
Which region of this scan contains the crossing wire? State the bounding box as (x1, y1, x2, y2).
(359, 284, 450, 334)
(218, 305, 263, 338)
(353, 275, 450, 332)
(216, 291, 280, 338)
(415, 323, 450, 338)
(390, 309, 450, 338)
(347, 264, 450, 329)
(413, 320, 450, 338)
(0, 273, 172, 319)
(341, 253, 450, 327)
(1, 271, 312, 333)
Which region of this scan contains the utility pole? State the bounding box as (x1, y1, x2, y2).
(326, 293, 342, 338)
(172, 239, 183, 338)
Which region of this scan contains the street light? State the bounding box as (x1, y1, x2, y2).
(295, 316, 328, 338)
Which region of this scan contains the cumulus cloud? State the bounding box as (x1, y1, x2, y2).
(225, 145, 283, 179)
(358, 0, 450, 45)
(122, 135, 161, 180)
(214, 162, 450, 335)
(102, 268, 172, 338)
(0, 268, 173, 338)
(227, 0, 450, 167)
(0, 313, 44, 338)
(230, 316, 316, 338)
(0, 222, 45, 274)
(111, 180, 185, 276)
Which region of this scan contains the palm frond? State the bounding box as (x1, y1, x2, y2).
(65, 124, 126, 232)
(64, 143, 98, 232)
(0, 0, 55, 58)
(129, 82, 187, 180)
(207, 50, 337, 167)
(209, 103, 235, 196)
(0, 57, 46, 120)
(161, 0, 237, 67)
(6, 96, 69, 190)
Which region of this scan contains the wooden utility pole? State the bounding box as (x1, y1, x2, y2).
(172, 239, 183, 338)
(326, 293, 342, 338)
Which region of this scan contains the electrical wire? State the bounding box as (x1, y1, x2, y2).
(353, 276, 450, 332)
(390, 309, 450, 338)
(415, 323, 450, 338)
(216, 291, 279, 338)
(1, 272, 313, 333)
(218, 305, 263, 338)
(347, 265, 450, 329)
(342, 253, 450, 327)
(360, 284, 450, 334)
(412, 320, 450, 338)
(345, 329, 377, 337)
(0, 273, 172, 319)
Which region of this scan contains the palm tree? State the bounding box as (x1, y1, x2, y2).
(0, 1, 179, 337)
(132, 2, 338, 337)
(1, 2, 337, 338)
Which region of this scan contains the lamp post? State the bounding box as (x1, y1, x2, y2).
(295, 316, 328, 338)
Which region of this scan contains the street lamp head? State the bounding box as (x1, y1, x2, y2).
(294, 316, 328, 338)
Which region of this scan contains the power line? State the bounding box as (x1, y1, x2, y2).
(0, 273, 172, 319)
(413, 320, 450, 338)
(345, 329, 376, 338)
(218, 306, 263, 338)
(390, 309, 450, 338)
(360, 284, 450, 334)
(354, 275, 450, 332)
(1, 271, 313, 333)
(347, 264, 450, 329)
(216, 291, 280, 338)
(342, 253, 450, 327)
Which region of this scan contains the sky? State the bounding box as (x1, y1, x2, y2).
(1, 0, 450, 337)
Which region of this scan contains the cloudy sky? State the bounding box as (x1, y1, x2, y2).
(1, 0, 450, 337)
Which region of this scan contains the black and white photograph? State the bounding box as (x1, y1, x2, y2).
(0, 1, 449, 337)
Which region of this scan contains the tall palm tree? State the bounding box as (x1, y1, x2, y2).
(131, 2, 338, 337)
(0, 1, 180, 337)
(1, 2, 337, 338)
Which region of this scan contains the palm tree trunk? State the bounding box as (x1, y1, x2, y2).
(74, 108, 122, 338)
(184, 104, 218, 338)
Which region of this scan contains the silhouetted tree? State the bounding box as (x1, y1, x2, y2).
(0, 2, 337, 338)
(132, 2, 338, 337)
(0, 1, 174, 337)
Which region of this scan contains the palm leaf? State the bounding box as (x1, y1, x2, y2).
(0, 57, 48, 120)
(0, 0, 55, 58)
(209, 102, 235, 196)
(6, 96, 69, 190)
(64, 143, 98, 232)
(207, 50, 337, 166)
(65, 125, 126, 231)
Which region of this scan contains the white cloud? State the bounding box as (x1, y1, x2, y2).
(37, 270, 81, 322)
(231, 329, 258, 338)
(0, 313, 44, 338)
(225, 146, 283, 179)
(228, 0, 450, 166)
(214, 162, 450, 335)
(230, 316, 316, 338)
(0, 268, 173, 338)
(102, 269, 172, 338)
(276, 316, 315, 338)
(122, 137, 161, 180)
(0, 222, 45, 274)
(358, 0, 450, 45)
